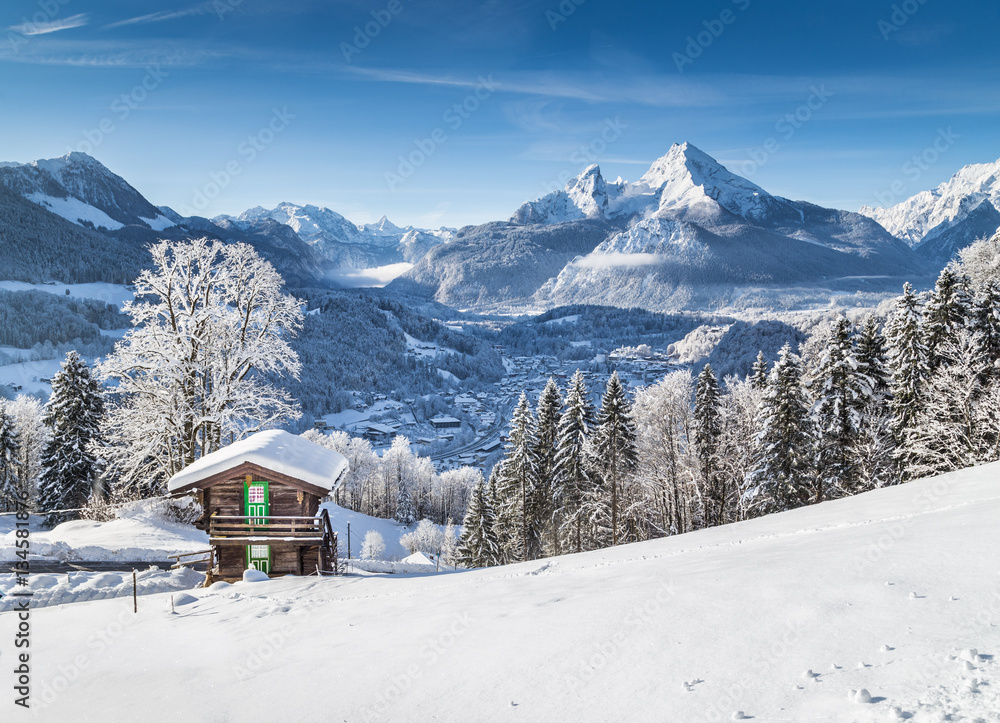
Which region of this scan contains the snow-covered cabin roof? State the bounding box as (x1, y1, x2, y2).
(167, 430, 348, 493)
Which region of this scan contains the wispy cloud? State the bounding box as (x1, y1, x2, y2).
(105, 6, 210, 30)
(575, 252, 662, 269)
(9, 13, 88, 36)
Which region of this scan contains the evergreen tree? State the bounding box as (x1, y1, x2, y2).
(972, 279, 1000, 386)
(747, 344, 814, 514)
(0, 405, 21, 512)
(750, 351, 769, 389)
(809, 318, 869, 496)
(885, 283, 928, 453)
(394, 482, 416, 524)
(905, 331, 985, 478)
(856, 314, 891, 401)
(589, 372, 638, 545)
(923, 265, 970, 372)
(38, 351, 105, 525)
(693, 364, 725, 526)
(853, 315, 897, 490)
(493, 393, 540, 562)
(457, 478, 501, 567)
(533, 378, 562, 554)
(554, 370, 596, 553)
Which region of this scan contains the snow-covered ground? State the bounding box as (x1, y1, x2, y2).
(322, 502, 417, 561)
(0, 567, 204, 612)
(0, 503, 209, 562)
(0, 281, 134, 308)
(7, 462, 1000, 720)
(0, 357, 64, 395)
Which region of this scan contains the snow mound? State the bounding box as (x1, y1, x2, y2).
(242, 569, 270, 583)
(0, 566, 203, 611)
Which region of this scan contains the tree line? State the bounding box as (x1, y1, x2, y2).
(458, 233, 1000, 566)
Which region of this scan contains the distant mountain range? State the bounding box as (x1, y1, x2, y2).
(859, 158, 1000, 265)
(0, 153, 451, 288)
(1, 147, 998, 312)
(393, 143, 939, 311)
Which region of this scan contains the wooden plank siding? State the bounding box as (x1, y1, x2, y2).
(195, 466, 330, 580)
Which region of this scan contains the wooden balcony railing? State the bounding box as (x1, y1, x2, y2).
(209, 515, 325, 542)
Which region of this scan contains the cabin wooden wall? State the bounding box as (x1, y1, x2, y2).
(205, 473, 325, 579)
(203, 479, 321, 521)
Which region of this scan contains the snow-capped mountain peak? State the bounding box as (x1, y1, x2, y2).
(859, 157, 1000, 251)
(511, 142, 800, 226)
(510, 164, 622, 225)
(639, 142, 794, 223)
(0, 152, 175, 231)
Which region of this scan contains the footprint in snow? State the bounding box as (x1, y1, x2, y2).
(908, 592, 924, 599)
(880, 644, 894, 652)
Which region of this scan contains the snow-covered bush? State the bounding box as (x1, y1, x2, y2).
(400, 519, 444, 556)
(360, 530, 386, 560)
(81, 495, 202, 525)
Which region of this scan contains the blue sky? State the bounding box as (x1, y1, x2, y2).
(2, 0, 999, 228)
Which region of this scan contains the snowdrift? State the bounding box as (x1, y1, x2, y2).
(9, 462, 1000, 721)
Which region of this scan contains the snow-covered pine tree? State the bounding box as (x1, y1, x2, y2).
(808, 318, 870, 496)
(885, 283, 928, 457)
(457, 477, 501, 567)
(37, 351, 105, 525)
(693, 364, 725, 526)
(554, 370, 596, 553)
(904, 330, 986, 478)
(589, 371, 638, 545)
(534, 378, 562, 554)
(394, 482, 416, 525)
(971, 279, 1000, 386)
(0, 405, 21, 512)
(923, 265, 971, 372)
(856, 315, 891, 402)
(746, 343, 814, 514)
(750, 351, 769, 389)
(493, 393, 540, 562)
(852, 315, 897, 490)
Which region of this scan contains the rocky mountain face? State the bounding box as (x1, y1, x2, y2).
(859, 157, 1000, 265)
(394, 143, 931, 312)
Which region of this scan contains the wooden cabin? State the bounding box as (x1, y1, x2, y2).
(167, 430, 348, 582)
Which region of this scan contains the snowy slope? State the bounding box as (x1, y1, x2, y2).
(12, 462, 1000, 721)
(0, 152, 175, 230)
(859, 157, 1000, 253)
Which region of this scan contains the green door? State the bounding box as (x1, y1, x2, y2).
(245, 480, 271, 573)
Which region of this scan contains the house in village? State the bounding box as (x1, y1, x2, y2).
(430, 415, 462, 431)
(167, 430, 348, 582)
